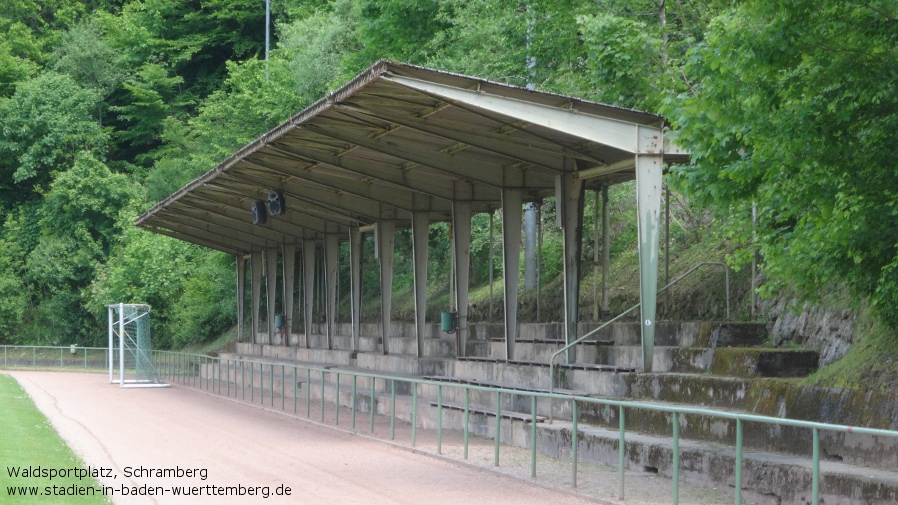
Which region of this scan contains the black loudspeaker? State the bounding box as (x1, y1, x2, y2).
(251, 201, 267, 225)
(267, 191, 286, 216)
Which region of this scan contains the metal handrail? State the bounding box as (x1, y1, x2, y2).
(548, 261, 729, 418)
(2, 345, 894, 505)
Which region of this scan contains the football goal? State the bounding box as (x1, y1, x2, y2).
(108, 303, 168, 388)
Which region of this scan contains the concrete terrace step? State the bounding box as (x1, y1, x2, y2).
(534, 422, 898, 505)
(711, 347, 819, 378)
(428, 401, 547, 424)
(490, 341, 714, 373)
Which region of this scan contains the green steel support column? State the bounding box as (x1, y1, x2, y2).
(324, 233, 339, 349)
(572, 400, 579, 488)
(813, 428, 820, 505)
(376, 220, 396, 354)
(494, 391, 501, 467)
(369, 378, 375, 433)
(619, 406, 626, 500)
(265, 247, 278, 346)
(411, 213, 429, 358)
(451, 202, 472, 356)
(464, 388, 470, 459)
(293, 366, 297, 414)
(531, 396, 537, 478)
(501, 189, 523, 360)
(635, 153, 663, 372)
(412, 386, 418, 447)
(735, 419, 743, 505)
(557, 166, 585, 364)
(349, 228, 362, 352)
(390, 379, 396, 440)
(335, 373, 341, 425)
(302, 240, 315, 349)
(251, 251, 262, 344)
(673, 414, 680, 505)
(437, 385, 443, 454)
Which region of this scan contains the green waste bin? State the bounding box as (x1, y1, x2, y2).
(440, 311, 457, 334)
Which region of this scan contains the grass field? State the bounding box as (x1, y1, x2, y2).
(0, 373, 110, 504)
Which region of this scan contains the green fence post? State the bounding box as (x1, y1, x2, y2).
(735, 418, 743, 505)
(293, 366, 297, 414)
(411, 384, 417, 447)
(60, 347, 63, 367)
(369, 378, 376, 433)
(812, 428, 820, 505)
(242, 361, 246, 400)
(320, 370, 325, 422)
(390, 379, 396, 440)
(306, 368, 311, 418)
(32, 347, 35, 367)
(352, 375, 358, 430)
(335, 373, 341, 426)
(281, 365, 285, 411)
(673, 413, 680, 505)
(270, 364, 274, 407)
(437, 385, 443, 455)
(84, 348, 87, 369)
(494, 391, 501, 467)
(531, 396, 537, 479)
(619, 405, 626, 501)
(463, 387, 470, 459)
(572, 399, 578, 488)
(250, 363, 255, 403)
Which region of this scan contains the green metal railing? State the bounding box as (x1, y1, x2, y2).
(4, 345, 897, 505)
(548, 261, 730, 416)
(1, 345, 108, 370)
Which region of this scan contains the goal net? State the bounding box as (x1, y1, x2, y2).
(108, 303, 168, 388)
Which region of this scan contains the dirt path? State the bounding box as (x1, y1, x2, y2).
(6, 371, 604, 505)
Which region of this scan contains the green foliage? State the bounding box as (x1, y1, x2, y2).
(168, 252, 237, 347)
(0, 72, 107, 198)
(665, 0, 898, 325)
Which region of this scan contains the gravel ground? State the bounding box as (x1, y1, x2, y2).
(5, 370, 735, 505)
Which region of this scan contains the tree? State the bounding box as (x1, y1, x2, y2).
(664, 0, 898, 323)
(0, 72, 107, 206)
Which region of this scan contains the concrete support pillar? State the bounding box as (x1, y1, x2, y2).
(236, 255, 245, 343)
(412, 213, 430, 358)
(302, 239, 316, 349)
(265, 247, 278, 344)
(452, 201, 472, 357)
(283, 245, 296, 346)
(501, 190, 523, 360)
(376, 221, 396, 354)
(325, 233, 339, 350)
(250, 251, 262, 344)
(636, 154, 663, 372)
(557, 167, 585, 364)
(349, 227, 363, 352)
